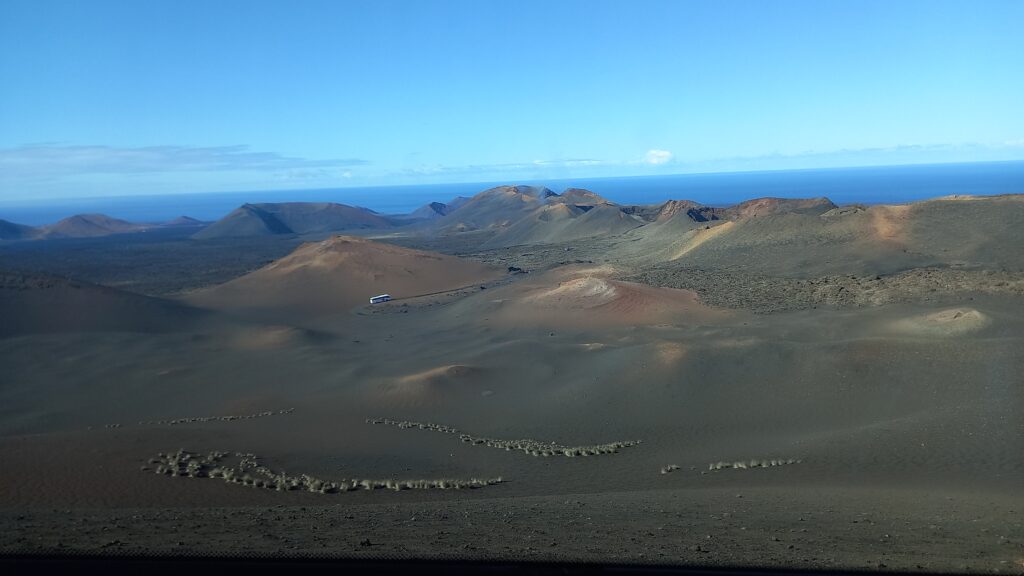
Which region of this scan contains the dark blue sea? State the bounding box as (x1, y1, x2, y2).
(2, 161, 1023, 226)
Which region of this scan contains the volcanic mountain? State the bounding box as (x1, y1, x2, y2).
(409, 202, 451, 220)
(40, 214, 147, 239)
(421, 185, 646, 247)
(193, 202, 393, 239)
(402, 196, 472, 221)
(164, 215, 206, 227)
(184, 235, 503, 319)
(1, 214, 207, 241)
(0, 219, 40, 240)
(722, 197, 837, 219)
(479, 202, 644, 248)
(425, 185, 561, 234)
(622, 194, 1024, 276)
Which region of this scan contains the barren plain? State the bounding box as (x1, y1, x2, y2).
(0, 187, 1021, 572)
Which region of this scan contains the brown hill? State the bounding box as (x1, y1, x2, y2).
(477, 264, 734, 328)
(184, 235, 504, 319)
(722, 197, 837, 219)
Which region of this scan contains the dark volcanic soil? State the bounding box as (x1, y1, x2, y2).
(2, 196, 1023, 572)
(2, 487, 1020, 571)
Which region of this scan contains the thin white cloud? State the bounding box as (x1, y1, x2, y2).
(272, 168, 356, 181)
(643, 149, 673, 165)
(0, 144, 367, 179)
(531, 158, 602, 167)
(683, 141, 1024, 172)
(400, 158, 603, 178)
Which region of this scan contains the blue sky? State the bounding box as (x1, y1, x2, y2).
(1, 0, 1022, 200)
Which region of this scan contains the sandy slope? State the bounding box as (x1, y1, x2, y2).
(481, 204, 645, 249)
(368, 364, 489, 407)
(889, 307, 992, 337)
(445, 264, 736, 329)
(0, 271, 207, 337)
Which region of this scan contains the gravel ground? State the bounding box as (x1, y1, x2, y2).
(2, 487, 1021, 572)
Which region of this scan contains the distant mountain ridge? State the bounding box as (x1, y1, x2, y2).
(164, 216, 206, 227)
(0, 213, 206, 241)
(193, 202, 393, 239)
(5, 187, 1022, 268)
(410, 186, 841, 248)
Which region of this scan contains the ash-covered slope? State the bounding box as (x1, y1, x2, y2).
(0, 271, 206, 337)
(194, 202, 393, 239)
(185, 235, 503, 319)
(480, 202, 644, 248)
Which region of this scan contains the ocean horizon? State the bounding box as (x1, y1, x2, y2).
(2, 160, 1023, 226)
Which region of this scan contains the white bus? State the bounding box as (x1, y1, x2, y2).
(368, 294, 392, 304)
